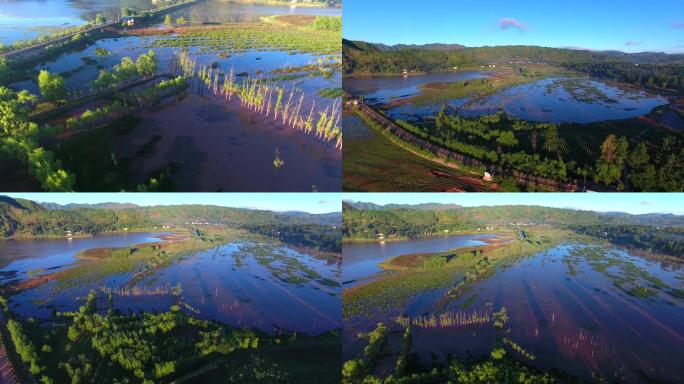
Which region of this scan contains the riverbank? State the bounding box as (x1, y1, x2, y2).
(342, 229, 503, 244)
(232, 0, 330, 7)
(2, 229, 182, 241)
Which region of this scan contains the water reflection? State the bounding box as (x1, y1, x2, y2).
(1, 237, 341, 335)
(343, 234, 494, 287)
(345, 73, 668, 124)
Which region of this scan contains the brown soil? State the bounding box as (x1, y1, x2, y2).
(273, 15, 316, 26)
(428, 170, 452, 178)
(1, 271, 64, 294)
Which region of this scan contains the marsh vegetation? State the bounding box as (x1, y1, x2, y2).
(0, 197, 342, 383)
(342, 203, 684, 383)
(1, 1, 342, 191)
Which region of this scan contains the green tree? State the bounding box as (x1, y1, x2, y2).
(135, 50, 158, 77)
(113, 57, 138, 82)
(595, 134, 629, 186)
(38, 70, 67, 102)
(176, 16, 187, 25)
(658, 154, 683, 191)
(496, 131, 518, 148)
(92, 70, 116, 90)
(627, 142, 649, 170)
(95, 14, 107, 24)
(627, 142, 656, 191)
(0, 57, 10, 83)
(164, 14, 172, 27)
(542, 125, 561, 153)
(121, 7, 134, 17)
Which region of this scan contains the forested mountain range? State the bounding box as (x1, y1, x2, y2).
(343, 39, 684, 74)
(39, 202, 141, 210)
(0, 195, 341, 238)
(342, 201, 684, 239)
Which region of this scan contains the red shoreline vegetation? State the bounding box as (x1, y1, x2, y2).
(1, 272, 62, 293)
(271, 15, 317, 26)
(128, 24, 264, 36)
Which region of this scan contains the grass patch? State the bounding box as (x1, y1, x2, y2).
(343, 229, 562, 319)
(318, 88, 342, 99)
(342, 111, 504, 192)
(140, 22, 341, 55)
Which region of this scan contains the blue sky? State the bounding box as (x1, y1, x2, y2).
(343, 193, 684, 215)
(343, 0, 684, 53)
(6, 193, 341, 214)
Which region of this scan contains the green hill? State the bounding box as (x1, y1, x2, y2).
(0, 196, 341, 253)
(342, 201, 684, 238)
(343, 39, 684, 75)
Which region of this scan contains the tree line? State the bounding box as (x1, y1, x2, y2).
(569, 224, 684, 258)
(343, 39, 684, 75)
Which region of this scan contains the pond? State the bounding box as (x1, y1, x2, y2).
(342, 234, 494, 287)
(1, 236, 341, 335)
(345, 243, 684, 383)
(345, 73, 669, 124)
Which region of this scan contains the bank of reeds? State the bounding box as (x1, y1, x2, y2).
(395, 309, 492, 329)
(101, 283, 182, 297)
(172, 50, 341, 149)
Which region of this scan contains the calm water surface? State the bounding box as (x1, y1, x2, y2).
(0, 0, 156, 45)
(346, 243, 684, 383)
(461, 77, 668, 123)
(1, 237, 341, 334)
(343, 234, 493, 287)
(0, 0, 341, 45)
(343, 71, 490, 105)
(0, 232, 165, 282)
(345, 73, 668, 124)
(166, 0, 341, 24)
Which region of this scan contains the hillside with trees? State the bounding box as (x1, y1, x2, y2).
(0, 196, 341, 252)
(342, 202, 684, 258)
(343, 39, 684, 76)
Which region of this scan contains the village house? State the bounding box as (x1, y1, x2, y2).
(122, 17, 135, 27)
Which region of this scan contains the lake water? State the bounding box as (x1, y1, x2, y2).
(343, 71, 491, 105)
(345, 72, 669, 124)
(1, 236, 341, 335)
(166, 0, 341, 24)
(0, 232, 166, 283)
(461, 77, 669, 123)
(345, 243, 684, 383)
(0, 0, 341, 45)
(0, 0, 156, 45)
(342, 234, 494, 287)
